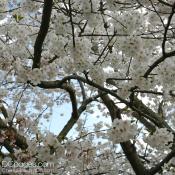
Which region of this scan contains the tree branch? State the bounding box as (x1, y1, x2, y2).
(57, 94, 101, 142)
(57, 85, 78, 142)
(131, 95, 173, 131)
(39, 76, 172, 131)
(32, 0, 53, 68)
(162, 2, 175, 55)
(100, 94, 149, 175)
(144, 3, 175, 78)
(0, 118, 28, 152)
(149, 148, 175, 174)
(132, 111, 156, 132)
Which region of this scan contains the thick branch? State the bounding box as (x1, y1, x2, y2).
(144, 50, 175, 78)
(39, 76, 171, 131)
(68, 0, 75, 47)
(57, 94, 101, 142)
(38, 77, 175, 174)
(57, 85, 78, 142)
(149, 148, 175, 175)
(0, 118, 28, 152)
(100, 94, 149, 175)
(32, 0, 53, 68)
(131, 95, 173, 131)
(38, 80, 101, 142)
(158, 0, 173, 7)
(132, 111, 156, 132)
(0, 103, 8, 119)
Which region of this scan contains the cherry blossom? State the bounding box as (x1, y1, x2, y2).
(0, 0, 175, 174)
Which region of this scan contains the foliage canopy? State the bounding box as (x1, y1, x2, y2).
(1, 0, 175, 174)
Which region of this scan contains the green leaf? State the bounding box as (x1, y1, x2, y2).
(13, 14, 24, 22)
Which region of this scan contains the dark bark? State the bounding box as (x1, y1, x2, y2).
(33, 0, 53, 68)
(100, 94, 149, 175)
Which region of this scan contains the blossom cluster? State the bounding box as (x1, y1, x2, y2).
(144, 128, 174, 150)
(108, 118, 137, 143)
(0, 0, 175, 174)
